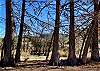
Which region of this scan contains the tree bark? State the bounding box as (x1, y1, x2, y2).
(67, 0, 77, 66)
(1, 0, 14, 67)
(46, 33, 53, 60)
(15, 0, 25, 63)
(81, 21, 95, 64)
(79, 24, 92, 61)
(91, 0, 99, 61)
(49, 0, 60, 66)
(79, 28, 89, 60)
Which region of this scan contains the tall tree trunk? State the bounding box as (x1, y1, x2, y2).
(46, 33, 53, 60)
(1, 0, 14, 67)
(81, 21, 95, 64)
(15, 0, 25, 63)
(91, 0, 99, 61)
(79, 28, 89, 61)
(1, 38, 4, 62)
(79, 23, 92, 61)
(67, 0, 77, 66)
(49, 0, 60, 66)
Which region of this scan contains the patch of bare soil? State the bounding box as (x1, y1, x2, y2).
(1, 60, 100, 71)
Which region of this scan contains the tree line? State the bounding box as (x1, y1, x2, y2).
(0, 0, 100, 67)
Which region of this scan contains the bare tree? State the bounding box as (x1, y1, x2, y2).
(1, 0, 14, 67)
(67, 0, 77, 66)
(49, 0, 60, 66)
(15, 0, 25, 63)
(91, 0, 99, 61)
(46, 33, 53, 60)
(81, 21, 94, 64)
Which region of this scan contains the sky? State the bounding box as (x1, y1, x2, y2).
(0, 0, 56, 38)
(0, 0, 5, 38)
(0, 0, 94, 38)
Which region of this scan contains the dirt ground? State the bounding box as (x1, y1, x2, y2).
(0, 50, 100, 71)
(1, 60, 100, 71)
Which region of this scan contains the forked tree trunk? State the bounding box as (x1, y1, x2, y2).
(46, 33, 53, 60)
(79, 23, 92, 61)
(91, 0, 99, 61)
(15, 0, 25, 63)
(49, 0, 60, 66)
(1, 38, 5, 63)
(79, 28, 89, 60)
(81, 21, 95, 64)
(67, 0, 77, 66)
(1, 0, 14, 67)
